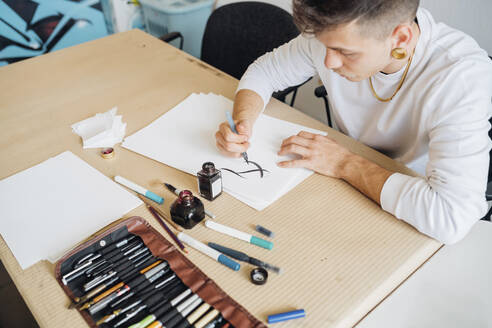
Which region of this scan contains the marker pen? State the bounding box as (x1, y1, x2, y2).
(176, 302, 211, 328)
(204, 220, 273, 250)
(165, 297, 203, 328)
(177, 233, 240, 271)
(132, 288, 192, 328)
(154, 294, 201, 328)
(115, 175, 164, 204)
(267, 309, 306, 324)
(96, 278, 178, 325)
(208, 242, 281, 274)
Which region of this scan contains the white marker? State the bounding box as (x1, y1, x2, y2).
(177, 233, 240, 271)
(114, 175, 163, 204)
(204, 220, 273, 250)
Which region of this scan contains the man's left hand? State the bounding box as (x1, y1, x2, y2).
(277, 131, 351, 178)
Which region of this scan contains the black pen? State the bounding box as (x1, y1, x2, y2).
(79, 266, 155, 311)
(100, 235, 137, 254)
(83, 250, 154, 291)
(164, 183, 216, 218)
(96, 277, 180, 325)
(208, 242, 282, 274)
(69, 276, 120, 309)
(63, 236, 140, 284)
(86, 245, 149, 278)
(160, 295, 202, 328)
(84, 262, 170, 313)
(154, 295, 202, 328)
(123, 288, 193, 328)
(114, 286, 191, 327)
(108, 271, 179, 310)
(174, 301, 211, 328)
(109, 276, 181, 311)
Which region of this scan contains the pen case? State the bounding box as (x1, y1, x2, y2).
(55, 216, 266, 328)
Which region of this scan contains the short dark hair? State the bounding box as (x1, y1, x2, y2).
(293, 0, 419, 39)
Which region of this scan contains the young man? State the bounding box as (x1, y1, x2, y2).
(215, 1, 492, 244)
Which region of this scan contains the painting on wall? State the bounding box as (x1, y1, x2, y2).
(0, 0, 108, 66)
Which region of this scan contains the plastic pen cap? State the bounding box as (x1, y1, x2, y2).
(255, 224, 274, 238)
(250, 236, 273, 250)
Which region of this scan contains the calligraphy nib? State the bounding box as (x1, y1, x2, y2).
(242, 152, 249, 164)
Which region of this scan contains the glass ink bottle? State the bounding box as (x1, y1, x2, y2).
(170, 190, 205, 229)
(197, 162, 222, 201)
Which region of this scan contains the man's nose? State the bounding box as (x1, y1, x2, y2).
(324, 49, 343, 69)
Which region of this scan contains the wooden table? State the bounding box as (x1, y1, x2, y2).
(0, 30, 441, 327)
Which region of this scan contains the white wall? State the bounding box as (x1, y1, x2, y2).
(421, 0, 492, 54)
(216, 0, 492, 124)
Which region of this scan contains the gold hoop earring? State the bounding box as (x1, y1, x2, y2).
(391, 48, 407, 60)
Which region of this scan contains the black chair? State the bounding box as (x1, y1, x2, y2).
(199, 2, 310, 107)
(484, 115, 492, 221)
(160, 3, 308, 106)
(159, 32, 184, 51)
(314, 84, 332, 127)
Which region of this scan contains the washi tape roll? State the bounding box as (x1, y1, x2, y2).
(101, 148, 114, 159)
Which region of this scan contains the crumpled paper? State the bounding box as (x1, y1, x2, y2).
(71, 107, 126, 149)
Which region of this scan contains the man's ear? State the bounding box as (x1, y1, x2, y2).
(390, 23, 414, 49)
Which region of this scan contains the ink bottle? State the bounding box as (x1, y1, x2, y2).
(197, 162, 222, 201)
(170, 190, 205, 229)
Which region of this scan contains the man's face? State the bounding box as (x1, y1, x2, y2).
(316, 21, 393, 82)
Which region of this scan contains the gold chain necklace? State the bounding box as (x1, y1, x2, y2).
(369, 50, 415, 102)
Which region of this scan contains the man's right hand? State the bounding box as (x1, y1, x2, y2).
(214, 89, 263, 157)
(215, 119, 252, 158)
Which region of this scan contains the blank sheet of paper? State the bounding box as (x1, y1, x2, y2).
(122, 93, 326, 210)
(0, 151, 142, 269)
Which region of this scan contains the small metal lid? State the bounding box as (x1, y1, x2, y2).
(250, 267, 268, 285)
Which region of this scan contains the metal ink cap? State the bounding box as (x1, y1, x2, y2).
(250, 267, 268, 285)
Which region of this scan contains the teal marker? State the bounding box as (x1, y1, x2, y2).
(204, 220, 273, 250)
(114, 175, 164, 204)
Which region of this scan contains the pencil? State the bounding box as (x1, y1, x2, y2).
(137, 194, 182, 232)
(142, 201, 188, 254)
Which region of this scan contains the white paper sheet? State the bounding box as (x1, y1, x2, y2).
(0, 151, 142, 269)
(122, 93, 326, 210)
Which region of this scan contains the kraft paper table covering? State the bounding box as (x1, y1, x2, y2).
(0, 29, 441, 327)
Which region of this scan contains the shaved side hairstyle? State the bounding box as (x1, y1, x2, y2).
(293, 0, 420, 39)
